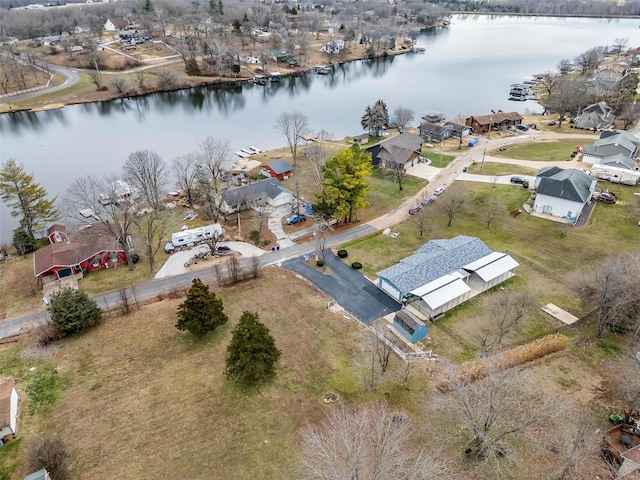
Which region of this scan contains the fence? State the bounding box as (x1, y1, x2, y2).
(368, 325, 432, 362)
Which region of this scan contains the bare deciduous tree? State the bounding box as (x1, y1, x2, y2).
(481, 194, 501, 228)
(414, 206, 429, 237)
(474, 291, 535, 356)
(300, 403, 451, 480)
(573, 253, 640, 338)
(441, 186, 466, 227)
(554, 409, 600, 480)
(274, 111, 309, 167)
(27, 436, 70, 480)
(65, 174, 140, 271)
(227, 255, 240, 283)
(172, 153, 200, 207)
(435, 364, 560, 461)
(197, 136, 230, 193)
(124, 150, 168, 212)
(392, 106, 415, 131)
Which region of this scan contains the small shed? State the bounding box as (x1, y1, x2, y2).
(260, 160, 292, 180)
(393, 310, 427, 343)
(0, 379, 20, 440)
(23, 469, 51, 480)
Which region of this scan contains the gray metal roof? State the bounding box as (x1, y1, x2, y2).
(410, 273, 471, 309)
(377, 235, 493, 294)
(463, 252, 519, 282)
(536, 166, 564, 178)
(536, 168, 594, 203)
(265, 160, 292, 175)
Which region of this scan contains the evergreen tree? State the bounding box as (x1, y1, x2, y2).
(225, 311, 281, 385)
(49, 288, 102, 336)
(0, 159, 60, 237)
(176, 278, 228, 336)
(12, 227, 37, 255)
(142, 0, 153, 12)
(185, 58, 202, 76)
(360, 99, 389, 137)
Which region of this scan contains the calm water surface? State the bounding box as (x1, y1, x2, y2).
(1, 15, 639, 240)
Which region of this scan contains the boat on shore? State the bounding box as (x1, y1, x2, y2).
(251, 75, 268, 85)
(409, 45, 426, 53)
(508, 83, 529, 101)
(314, 64, 332, 74)
(270, 72, 282, 82)
(235, 146, 263, 158)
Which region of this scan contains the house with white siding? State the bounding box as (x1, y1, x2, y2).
(533, 167, 597, 223)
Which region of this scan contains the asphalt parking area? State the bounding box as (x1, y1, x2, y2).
(283, 250, 400, 324)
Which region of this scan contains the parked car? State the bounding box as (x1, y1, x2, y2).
(516, 124, 529, 132)
(510, 176, 526, 185)
(421, 195, 433, 206)
(409, 206, 422, 215)
(285, 214, 307, 224)
(164, 242, 175, 253)
(217, 245, 231, 252)
(547, 120, 556, 126)
(433, 186, 445, 196)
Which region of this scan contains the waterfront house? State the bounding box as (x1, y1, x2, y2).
(574, 102, 614, 131)
(218, 178, 293, 214)
(366, 132, 423, 170)
(582, 130, 640, 164)
(260, 160, 293, 180)
(104, 17, 130, 31)
(465, 111, 523, 133)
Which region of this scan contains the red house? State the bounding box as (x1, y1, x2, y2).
(34, 225, 127, 293)
(259, 160, 293, 180)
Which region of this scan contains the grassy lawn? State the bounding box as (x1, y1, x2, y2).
(421, 151, 456, 168)
(491, 139, 588, 162)
(361, 168, 426, 220)
(466, 161, 538, 176)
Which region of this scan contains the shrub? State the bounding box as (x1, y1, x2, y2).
(316, 260, 324, 267)
(176, 278, 228, 336)
(522, 181, 529, 189)
(351, 262, 362, 269)
(27, 437, 70, 480)
(12, 228, 37, 255)
(49, 288, 102, 336)
(337, 249, 348, 258)
(130, 252, 140, 264)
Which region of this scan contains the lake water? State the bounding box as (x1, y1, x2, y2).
(1, 14, 639, 241)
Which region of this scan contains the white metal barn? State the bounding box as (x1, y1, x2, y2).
(377, 236, 519, 320)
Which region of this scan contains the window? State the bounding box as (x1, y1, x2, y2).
(90, 257, 101, 268)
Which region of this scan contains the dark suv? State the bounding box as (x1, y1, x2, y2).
(510, 176, 526, 184)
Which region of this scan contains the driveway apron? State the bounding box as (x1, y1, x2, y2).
(283, 250, 400, 324)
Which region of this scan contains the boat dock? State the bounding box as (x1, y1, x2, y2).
(234, 146, 263, 158)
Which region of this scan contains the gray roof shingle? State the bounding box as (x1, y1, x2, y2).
(536, 168, 594, 203)
(377, 235, 493, 294)
(222, 178, 292, 208)
(265, 160, 292, 175)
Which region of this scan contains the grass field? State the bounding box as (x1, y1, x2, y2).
(421, 151, 456, 168)
(491, 139, 588, 162)
(466, 161, 538, 176)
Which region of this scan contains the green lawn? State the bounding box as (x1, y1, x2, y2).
(466, 162, 538, 177)
(360, 168, 427, 220)
(421, 151, 456, 168)
(491, 139, 587, 162)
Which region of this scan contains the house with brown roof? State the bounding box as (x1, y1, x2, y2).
(34, 224, 127, 296)
(465, 111, 523, 134)
(366, 132, 423, 170)
(0, 379, 20, 441)
(104, 17, 130, 31)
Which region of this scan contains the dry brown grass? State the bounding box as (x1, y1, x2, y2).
(438, 333, 569, 390)
(20, 268, 365, 480)
(0, 255, 43, 319)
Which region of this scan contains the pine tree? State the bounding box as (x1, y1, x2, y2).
(185, 58, 202, 76)
(49, 288, 102, 336)
(176, 278, 228, 336)
(0, 159, 60, 237)
(12, 227, 37, 255)
(225, 311, 281, 385)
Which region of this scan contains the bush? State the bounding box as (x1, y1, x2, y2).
(316, 260, 324, 267)
(351, 262, 362, 269)
(27, 437, 70, 480)
(130, 252, 140, 264)
(12, 228, 37, 255)
(337, 249, 348, 258)
(522, 181, 529, 189)
(48, 288, 102, 337)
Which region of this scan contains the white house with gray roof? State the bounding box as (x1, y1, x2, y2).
(583, 130, 640, 165)
(376, 236, 519, 319)
(533, 167, 597, 223)
(218, 178, 293, 214)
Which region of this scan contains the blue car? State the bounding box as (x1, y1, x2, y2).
(285, 214, 307, 225)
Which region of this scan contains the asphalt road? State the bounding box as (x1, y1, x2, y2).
(283, 250, 400, 324)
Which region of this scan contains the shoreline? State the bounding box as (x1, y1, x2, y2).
(0, 38, 417, 115)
